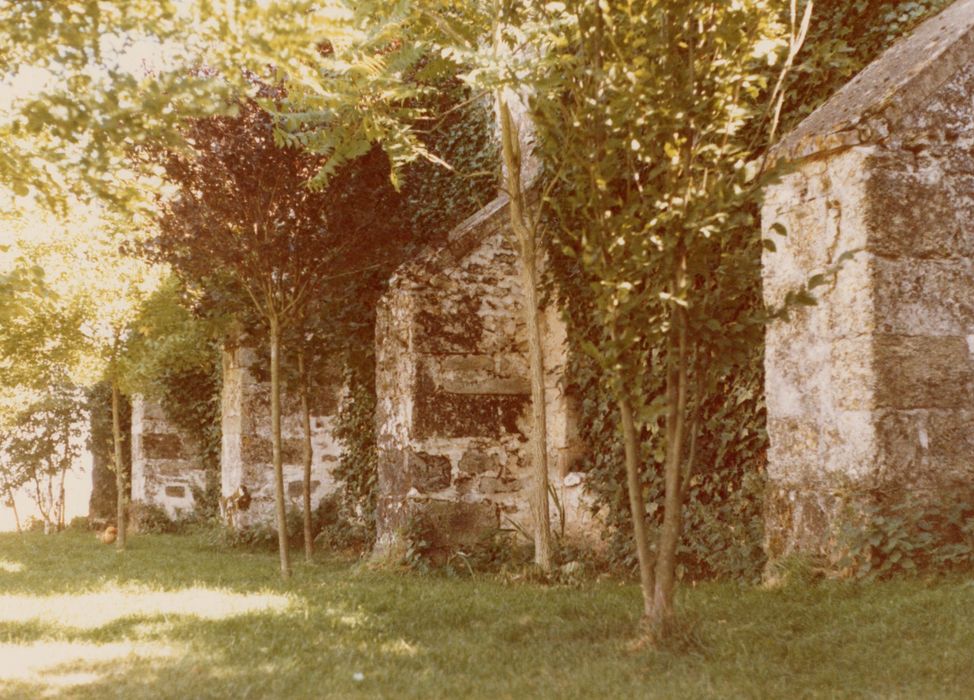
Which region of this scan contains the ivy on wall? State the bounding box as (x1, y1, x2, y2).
(324, 82, 498, 539)
(543, 0, 952, 582)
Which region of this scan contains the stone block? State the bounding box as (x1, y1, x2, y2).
(413, 367, 529, 439)
(873, 258, 974, 336)
(875, 409, 974, 480)
(441, 355, 494, 374)
(829, 337, 875, 411)
(478, 475, 520, 495)
(239, 435, 304, 465)
(458, 450, 498, 475)
(241, 435, 271, 464)
(765, 417, 819, 481)
(873, 335, 974, 409)
(865, 166, 966, 258)
(414, 294, 485, 354)
(763, 483, 833, 561)
(288, 479, 321, 497)
(407, 450, 452, 492)
(439, 377, 530, 395)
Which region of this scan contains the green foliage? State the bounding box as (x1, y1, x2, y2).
(530, 0, 783, 589)
(533, 0, 953, 585)
(400, 512, 534, 577)
(0, 382, 85, 530)
(778, 0, 952, 135)
(122, 276, 224, 519)
(314, 494, 374, 554)
(131, 502, 182, 535)
(567, 340, 768, 581)
(398, 90, 498, 237)
(331, 357, 379, 543)
(323, 78, 497, 538)
(837, 485, 974, 580)
(66, 515, 90, 531)
(221, 505, 355, 553)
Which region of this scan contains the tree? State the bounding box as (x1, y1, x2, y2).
(1, 383, 84, 533)
(1, 202, 160, 543)
(528, 0, 800, 641)
(145, 98, 351, 579)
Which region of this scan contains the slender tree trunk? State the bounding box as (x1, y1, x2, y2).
(498, 98, 553, 572)
(58, 434, 69, 531)
(618, 394, 655, 621)
(112, 377, 126, 550)
(519, 236, 553, 571)
(648, 273, 690, 641)
(57, 470, 66, 531)
(298, 348, 314, 563)
(269, 313, 291, 580)
(5, 488, 21, 533)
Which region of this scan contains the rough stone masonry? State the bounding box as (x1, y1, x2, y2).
(131, 395, 207, 518)
(762, 0, 974, 560)
(373, 195, 597, 556)
(220, 343, 345, 527)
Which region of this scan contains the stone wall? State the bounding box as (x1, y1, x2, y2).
(221, 345, 344, 527)
(762, 1, 974, 561)
(375, 195, 596, 554)
(130, 395, 206, 518)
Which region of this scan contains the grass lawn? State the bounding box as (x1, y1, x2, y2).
(0, 531, 972, 699)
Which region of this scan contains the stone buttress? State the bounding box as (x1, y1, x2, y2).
(220, 344, 345, 527)
(374, 196, 596, 554)
(130, 395, 207, 518)
(762, 0, 974, 559)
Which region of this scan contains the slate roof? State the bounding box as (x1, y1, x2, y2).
(773, 0, 974, 162)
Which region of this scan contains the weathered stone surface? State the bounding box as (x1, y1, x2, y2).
(130, 396, 206, 518)
(374, 195, 601, 554)
(288, 480, 321, 497)
(478, 475, 520, 495)
(458, 450, 498, 475)
(762, 8, 974, 566)
(221, 344, 345, 527)
(239, 436, 305, 466)
(866, 168, 966, 259)
(770, 0, 974, 163)
(407, 451, 452, 492)
(873, 258, 974, 335)
(423, 500, 499, 549)
(873, 335, 974, 410)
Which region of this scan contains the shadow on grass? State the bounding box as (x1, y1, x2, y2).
(2, 531, 974, 699)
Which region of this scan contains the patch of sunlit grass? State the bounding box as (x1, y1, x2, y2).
(0, 584, 292, 630)
(0, 558, 24, 573)
(0, 640, 181, 692)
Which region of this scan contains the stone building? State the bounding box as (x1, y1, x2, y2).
(130, 395, 207, 517)
(220, 344, 345, 527)
(374, 195, 596, 554)
(762, 0, 974, 559)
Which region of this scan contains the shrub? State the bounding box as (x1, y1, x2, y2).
(67, 516, 90, 531)
(837, 484, 974, 580)
(314, 494, 373, 555)
(130, 502, 180, 534)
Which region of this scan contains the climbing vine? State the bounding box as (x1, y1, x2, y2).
(325, 80, 498, 537)
(540, 0, 951, 583)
